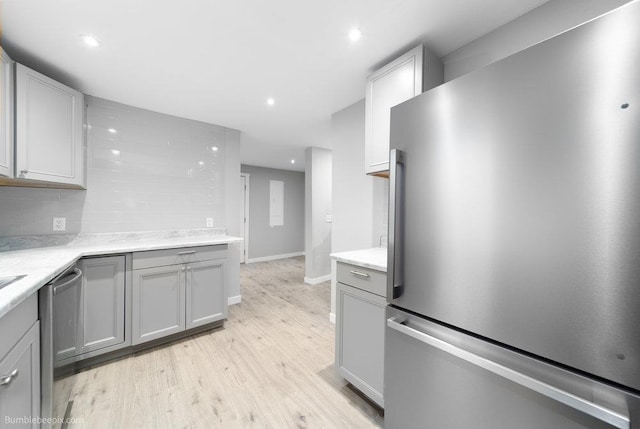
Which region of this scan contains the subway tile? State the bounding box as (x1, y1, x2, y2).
(1, 96, 232, 236)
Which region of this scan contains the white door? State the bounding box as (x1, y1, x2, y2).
(240, 174, 249, 263)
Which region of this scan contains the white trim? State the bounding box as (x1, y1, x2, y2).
(247, 251, 304, 263)
(304, 274, 331, 285)
(228, 295, 242, 306)
(240, 173, 250, 264)
(329, 313, 336, 324)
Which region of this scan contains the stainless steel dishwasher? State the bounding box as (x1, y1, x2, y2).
(39, 263, 82, 427)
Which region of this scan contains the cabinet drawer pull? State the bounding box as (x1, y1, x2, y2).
(0, 369, 18, 387)
(177, 250, 196, 256)
(350, 270, 370, 278)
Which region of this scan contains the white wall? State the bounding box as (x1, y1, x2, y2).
(304, 147, 332, 283)
(240, 164, 304, 260)
(224, 128, 241, 301)
(0, 96, 240, 236)
(443, 0, 633, 81)
(0, 96, 242, 301)
(329, 99, 389, 320)
(330, 100, 373, 254)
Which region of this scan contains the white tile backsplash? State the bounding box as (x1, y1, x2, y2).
(0, 96, 239, 237)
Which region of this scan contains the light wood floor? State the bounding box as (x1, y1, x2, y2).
(58, 257, 384, 428)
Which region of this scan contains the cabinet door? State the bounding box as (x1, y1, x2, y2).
(335, 282, 386, 407)
(0, 47, 12, 178)
(186, 259, 227, 329)
(365, 45, 423, 175)
(80, 256, 126, 354)
(15, 63, 85, 186)
(0, 321, 40, 429)
(132, 265, 185, 345)
(52, 272, 82, 362)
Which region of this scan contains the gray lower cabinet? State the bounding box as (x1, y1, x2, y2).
(335, 262, 387, 408)
(53, 255, 128, 366)
(0, 295, 40, 428)
(79, 256, 126, 353)
(132, 245, 228, 345)
(186, 259, 227, 329)
(132, 264, 186, 344)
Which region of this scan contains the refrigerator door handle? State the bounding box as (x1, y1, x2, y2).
(387, 149, 405, 300)
(387, 317, 631, 429)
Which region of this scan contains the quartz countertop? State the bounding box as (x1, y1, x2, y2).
(330, 247, 387, 272)
(0, 230, 242, 319)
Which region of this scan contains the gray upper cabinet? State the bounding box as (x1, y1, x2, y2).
(53, 255, 128, 366)
(132, 245, 228, 345)
(132, 264, 186, 345)
(0, 47, 13, 178)
(364, 44, 442, 176)
(186, 259, 227, 329)
(15, 63, 85, 187)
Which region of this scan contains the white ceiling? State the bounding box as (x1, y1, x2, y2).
(1, 0, 549, 171)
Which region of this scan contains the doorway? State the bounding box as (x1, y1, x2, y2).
(240, 173, 250, 263)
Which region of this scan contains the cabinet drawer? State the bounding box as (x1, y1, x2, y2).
(132, 245, 227, 270)
(337, 262, 387, 297)
(0, 294, 37, 361)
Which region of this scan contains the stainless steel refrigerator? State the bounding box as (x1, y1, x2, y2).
(385, 1, 640, 428)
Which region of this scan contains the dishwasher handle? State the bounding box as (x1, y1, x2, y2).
(387, 317, 630, 429)
(52, 268, 82, 295)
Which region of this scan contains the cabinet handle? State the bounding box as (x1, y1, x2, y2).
(349, 270, 370, 278)
(178, 250, 196, 256)
(0, 369, 18, 387)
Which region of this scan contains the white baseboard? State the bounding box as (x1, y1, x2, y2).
(247, 251, 304, 263)
(304, 274, 331, 285)
(329, 313, 336, 324)
(228, 295, 242, 306)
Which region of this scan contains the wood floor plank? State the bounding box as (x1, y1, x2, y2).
(56, 256, 384, 428)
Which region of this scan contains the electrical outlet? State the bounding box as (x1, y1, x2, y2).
(206, 218, 214, 228)
(325, 214, 332, 223)
(53, 217, 66, 231)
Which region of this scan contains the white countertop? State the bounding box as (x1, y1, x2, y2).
(330, 247, 387, 272)
(0, 230, 242, 319)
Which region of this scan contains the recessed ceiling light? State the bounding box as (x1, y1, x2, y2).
(211, 146, 218, 152)
(290, 159, 295, 164)
(267, 98, 275, 106)
(80, 34, 101, 48)
(198, 161, 204, 166)
(111, 149, 120, 155)
(348, 27, 362, 42)
(108, 128, 117, 134)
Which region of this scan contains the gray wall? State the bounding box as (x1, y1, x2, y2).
(240, 164, 304, 260)
(443, 0, 633, 81)
(304, 147, 332, 282)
